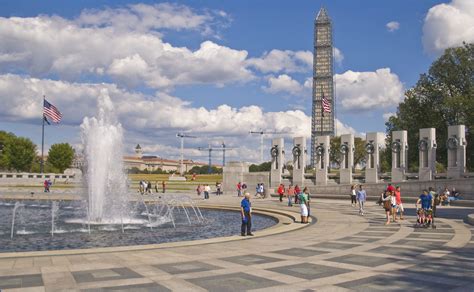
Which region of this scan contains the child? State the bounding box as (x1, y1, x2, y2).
(416, 208, 425, 227)
(391, 192, 398, 223)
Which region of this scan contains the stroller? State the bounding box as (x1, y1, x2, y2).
(415, 208, 436, 229)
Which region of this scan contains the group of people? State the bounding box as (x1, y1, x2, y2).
(378, 183, 404, 225)
(349, 184, 368, 215)
(236, 181, 248, 197)
(43, 179, 52, 192)
(255, 183, 266, 198)
(276, 184, 311, 223)
(139, 180, 166, 194)
(196, 182, 222, 199)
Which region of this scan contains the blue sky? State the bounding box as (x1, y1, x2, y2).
(0, 0, 472, 162)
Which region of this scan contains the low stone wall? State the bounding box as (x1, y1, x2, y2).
(224, 162, 474, 202)
(0, 169, 81, 186)
(306, 178, 474, 200)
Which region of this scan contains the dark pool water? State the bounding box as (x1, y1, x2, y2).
(0, 200, 277, 253)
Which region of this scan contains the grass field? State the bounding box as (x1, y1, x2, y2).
(127, 174, 223, 192)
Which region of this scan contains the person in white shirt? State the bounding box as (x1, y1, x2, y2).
(204, 184, 211, 199)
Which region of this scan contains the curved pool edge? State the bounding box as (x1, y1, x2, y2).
(0, 205, 312, 259)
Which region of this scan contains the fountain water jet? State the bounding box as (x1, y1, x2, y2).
(81, 89, 128, 223)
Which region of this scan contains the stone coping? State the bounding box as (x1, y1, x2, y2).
(0, 204, 311, 259)
(467, 214, 474, 225)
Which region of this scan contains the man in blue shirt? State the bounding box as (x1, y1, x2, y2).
(356, 185, 367, 215)
(241, 193, 253, 236)
(416, 189, 433, 210)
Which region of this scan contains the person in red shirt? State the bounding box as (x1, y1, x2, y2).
(277, 184, 285, 202)
(394, 185, 404, 220)
(294, 185, 301, 204)
(287, 185, 295, 207)
(237, 182, 242, 197)
(386, 183, 395, 193)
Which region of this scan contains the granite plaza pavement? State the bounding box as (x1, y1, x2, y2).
(0, 194, 473, 292)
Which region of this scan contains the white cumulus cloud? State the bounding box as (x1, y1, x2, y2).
(383, 112, 396, 121)
(335, 68, 404, 111)
(77, 2, 229, 36)
(423, 0, 474, 54)
(262, 75, 312, 97)
(386, 21, 400, 32)
(0, 13, 252, 89)
(333, 47, 344, 65)
(0, 74, 311, 138)
(247, 49, 312, 73)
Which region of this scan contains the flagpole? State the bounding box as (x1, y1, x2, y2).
(40, 95, 45, 174)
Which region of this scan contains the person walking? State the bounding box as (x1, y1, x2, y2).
(394, 185, 404, 220)
(382, 190, 393, 225)
(196, 184, 202, 196)
(240, 193, 253, 236)
(204, 184, 210, 199)
(391, 190, 398, 223)
(216, 182, 222, 196)
(44, 180, 49, 192)
(155, 181, 159, 193)
(350, 185, 357, 207)
(147, 181, 152, 194)
(255, 183, 260, 197)
(162, 181, 166, 193)
(298, 189, 309, 223)
(287, 185, 295, 207)
(356, 185, 367, 215)
(277, 184, 285, 202)
(294, 185, 301, 204)
(303, 187, 311, 216)
(237, 182, 242, 197)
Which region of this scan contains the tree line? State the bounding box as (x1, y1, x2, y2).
(0, 131, 75, 173)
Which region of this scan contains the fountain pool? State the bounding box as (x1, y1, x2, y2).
(0, 199, 277, 253)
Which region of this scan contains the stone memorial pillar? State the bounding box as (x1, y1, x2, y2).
(292, 137, 306, 186)
(223, 162, 249, 194)
(447, 125, 466, 179)
(270, 138, 284, 187)
(315, 136, 330, 185)
(391, 130, 408, 182)
(365, 132, 385, 183)
(419, 128, 436, 181)
(340, 134, 354, 184)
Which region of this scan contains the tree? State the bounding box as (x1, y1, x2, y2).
(249, 162, 271, 172)
(354, 137, 367, 168)
(47, 143, 75, 173)
(189, 165, 222, 174)
(386, 43, 474, 170)
(2, 136, 37, 171)
(0, 131, 16, 170)
(329, 136, 366, 169)
(329, 136, 342, 167)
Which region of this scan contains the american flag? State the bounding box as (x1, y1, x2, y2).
(43, 99, 62, 123)
(321, 92, 331, 115)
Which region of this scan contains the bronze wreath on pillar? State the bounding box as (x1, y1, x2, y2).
(418, 139, 428, 152)
(391, 141, 401, 153)
(446, 137, 459, 151)
(339, 144, 349, 154)
(365, 142, 375, 154)
(315, 145, 324, 156)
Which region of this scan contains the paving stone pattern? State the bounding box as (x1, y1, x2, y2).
(0, 198, 473, 291)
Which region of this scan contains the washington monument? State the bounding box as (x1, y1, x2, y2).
(311, 7, 335, 167)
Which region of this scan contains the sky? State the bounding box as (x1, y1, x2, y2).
(0, 0, 473, 164)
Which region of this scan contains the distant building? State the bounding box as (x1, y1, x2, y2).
(311, 7, 336, 167)
(122, 155, 210, 173)
(123, 144, 218, 173)
(72, 144, 218, 173)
